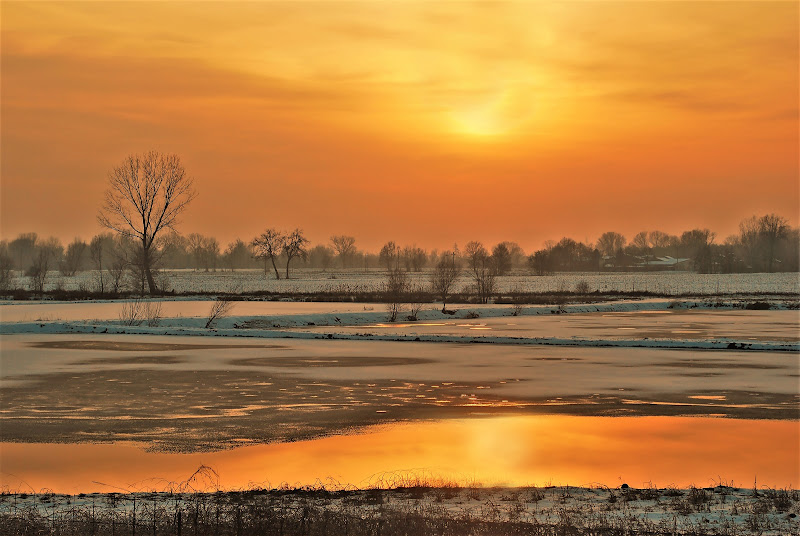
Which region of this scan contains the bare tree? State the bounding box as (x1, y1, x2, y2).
(680, 229, 716, 273)
(382, 267, 409, 322)
(330, 235, 356, 268)
(631, 231, 652, 266)
(758, 214, 788, 273)
(498, 241, 525, 269)
(463, 241, 495, 303)
(98, 151, 196, 294)
(648, 230, 671, 251)
(222, 239, 253, 271)
(188, 233, 219, 272)
(738, 216, 760, 270)
(308, 244, 334, 271)
(89, 234, 110, 292)
(252, 229, 285, 279)
(631, 231, 650, 251)
(379, 241, 400, 271)
(60, 238, 87, 276)
(463, 241, 488, 274)
(282, 228, 309, 279)
(108, 247, 129, 294)
(473, 259, 497, 304)
(27, 249, 51, 293)
(596, 232, 626, 257)
(431, 254, 459, 312)
(402, 245, 427, 272)
(8, 233, 38, 273)
(491, 243, 512, 275)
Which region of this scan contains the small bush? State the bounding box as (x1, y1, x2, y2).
(145, 301, 162, 327)
(382, 268, 408, 322)
(206, 296, 235, 329)
(574, 280, 591, 294)
(119, 300, 145, 326)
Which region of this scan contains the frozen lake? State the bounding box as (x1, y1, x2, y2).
(1, 302, 798, 494)
(288, 308, 800, 343)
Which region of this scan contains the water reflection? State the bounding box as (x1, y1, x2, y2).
(1, 415, 796, 493)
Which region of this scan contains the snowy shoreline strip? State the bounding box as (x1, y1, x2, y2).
(2, 320, 798, 352)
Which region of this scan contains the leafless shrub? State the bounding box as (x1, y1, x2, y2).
(574, 279, 591, 294)
(528, 487, 545, 503)
(406, 283, 426, 321)
(465, 310, 480, 319)
(118, 299, 161, 328)
(145, 301, 163, 327)
(382, 268, 409, 322)
(509, 284, 525, 316)
(205, 296, 235, 329)
(119, 300, 145, 326)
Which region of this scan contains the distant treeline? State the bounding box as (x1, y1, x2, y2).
(0, 213, 797, 293)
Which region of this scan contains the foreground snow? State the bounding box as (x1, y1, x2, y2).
(1, 484, 797, 536)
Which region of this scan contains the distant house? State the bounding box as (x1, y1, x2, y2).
(636, 256, 691, 270)
(601, 254, 691, 271)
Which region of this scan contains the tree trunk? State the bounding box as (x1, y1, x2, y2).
(145, 266, 157, 294)
(143, 244, 158, 294)
(285, 257, 291, 279)
(270, 255, 281, 280)
(767, 242, 775, 273)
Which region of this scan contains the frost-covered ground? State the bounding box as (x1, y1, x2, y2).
(7, 268, 800, 295)
(2, 484, 798, 536)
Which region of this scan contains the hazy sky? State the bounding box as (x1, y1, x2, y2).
(1, 1, 798, 251)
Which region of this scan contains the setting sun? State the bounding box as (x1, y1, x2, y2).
(2, 1, 796, 248)
(448, 89, 529, 138)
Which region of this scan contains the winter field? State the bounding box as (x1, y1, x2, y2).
(1, 285, 799, 534)
(6, 268, 800, 296)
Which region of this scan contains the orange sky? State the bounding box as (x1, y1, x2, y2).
(1, 1, 798, 251)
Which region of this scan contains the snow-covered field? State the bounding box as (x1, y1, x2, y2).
(8, 268, 800, 295)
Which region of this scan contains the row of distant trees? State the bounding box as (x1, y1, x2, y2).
(4, 150, 788, 296)
(1, 212, 797, 292)
(529, 215, 799, 275)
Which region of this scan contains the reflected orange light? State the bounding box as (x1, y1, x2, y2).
(1, 416, 797, 494)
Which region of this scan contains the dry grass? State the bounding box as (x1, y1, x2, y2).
(1, 483, 797, 536)
(118, 299, 162, 327)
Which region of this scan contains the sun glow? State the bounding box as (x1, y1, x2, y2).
(448, 88, 535, 139)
